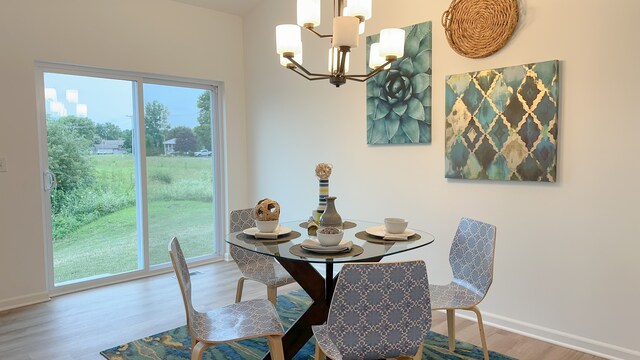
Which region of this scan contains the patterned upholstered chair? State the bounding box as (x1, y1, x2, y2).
(229, 209, 295, 304)
(313, 261, 432, 360)
(169, 237, 285, 360)
(429, 217, 497, 360)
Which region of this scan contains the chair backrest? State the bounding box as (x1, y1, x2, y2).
(327, 261, 431, 359)
(229, 208, 278, 275)
(168, 237, 197, 329)
(449, 217, 497, 299)
(230, 208, 255, 232)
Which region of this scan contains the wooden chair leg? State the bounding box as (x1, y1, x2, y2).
(471, 306, 490, 360)
(414, 342, 424, 360)
(235, 277, 245, 303)
(267, 285, 277, 305)
(446, 309, 456, 352)
(314, 341, 325, 360)
(191, 341, 209, 360)
(266, 335, 285, 360)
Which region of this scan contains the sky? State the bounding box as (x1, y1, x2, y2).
(43, 73, 208, 131)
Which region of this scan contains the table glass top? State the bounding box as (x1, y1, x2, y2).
(225, 219, 435, 264)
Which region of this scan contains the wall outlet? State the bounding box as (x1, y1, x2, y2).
(0, 157, 7, 172)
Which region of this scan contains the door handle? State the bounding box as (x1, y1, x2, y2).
(43, 171, 57, 191)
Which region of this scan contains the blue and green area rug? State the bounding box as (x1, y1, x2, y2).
(100, 290, 515, 359)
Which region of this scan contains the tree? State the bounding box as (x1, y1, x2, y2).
(122, 129, 133, 152)
(46, 117, 95, 192)
(194, 91, 212, 150)
(96, 122, 123, 140)
(144, 100, 170, 155)
(58, 116, 97, 144)
(167, 126, 198, 154)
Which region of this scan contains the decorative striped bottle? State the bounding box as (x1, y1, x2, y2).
(313, 178, 329, 222)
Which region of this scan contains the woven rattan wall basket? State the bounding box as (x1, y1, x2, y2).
(442, 0, 519, 58)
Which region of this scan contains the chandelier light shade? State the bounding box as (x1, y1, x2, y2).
(368, 42, 389, 70)
(347, 0, 372, 20)
(380, 28, 406, 59)
(344, 6, 366, 34)
(276, 0, 405, 87)
(297, 0, 321, 27)
(276, 24, 302, 55)
(332, 16, 359, 47)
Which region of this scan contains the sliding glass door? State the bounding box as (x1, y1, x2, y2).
(38, 65, 222, 290)
(143, 83, 216, 266)
(43, 73, 139, 285)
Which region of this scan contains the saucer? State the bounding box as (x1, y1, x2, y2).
(243, 226, 292, 237)
(300, 239, 353, 253)
(365, 225, 415, 239)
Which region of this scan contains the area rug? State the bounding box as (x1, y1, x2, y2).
(101, 290, 515, 359)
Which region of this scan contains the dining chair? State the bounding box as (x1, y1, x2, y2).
(313, 260, 432, 360)
(169, 237, 285, 360)
(229, 208, 296, 304)
(429, 217, 497, 360)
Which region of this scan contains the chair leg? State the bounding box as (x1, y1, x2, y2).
(235, 277, 245, 303)
(314, 341, 325, 360)
(191, 341, 210, 360)
(471, 306, 490, 360)
(414, 342, 424, 360)
(446, 309, 456, 352)
(266, 335, 285, 360)
(267, 285, 277, 305)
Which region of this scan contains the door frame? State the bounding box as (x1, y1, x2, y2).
(35, 62, 227, 296)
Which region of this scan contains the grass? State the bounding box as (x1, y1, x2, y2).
(52, 155, 216, 284)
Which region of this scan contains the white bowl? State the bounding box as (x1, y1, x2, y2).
(317, 227, 344, 246)
(384, 218, 408, 234)
(255, 220, 279, 233)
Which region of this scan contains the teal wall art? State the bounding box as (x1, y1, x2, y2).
(445, 60, 559, 182)
(366, 21, 432, 144)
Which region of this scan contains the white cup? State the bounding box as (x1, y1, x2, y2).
(384, 218, 408, 234)
(255, 220, 279, 233)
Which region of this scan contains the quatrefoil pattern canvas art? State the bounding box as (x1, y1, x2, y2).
(445, 60, 559, 181)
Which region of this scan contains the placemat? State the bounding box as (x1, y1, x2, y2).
(236, 230, 302, 243)
(289, 244, 364, 258)
(355, 231, 421, 244)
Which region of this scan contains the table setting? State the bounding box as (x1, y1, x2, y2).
(223, 163, 436, 360)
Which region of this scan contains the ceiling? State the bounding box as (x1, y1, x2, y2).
(171, 0, 262, 16)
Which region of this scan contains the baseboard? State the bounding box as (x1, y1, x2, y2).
(451, 310, 640, 360)
(0, 292, 50, 312)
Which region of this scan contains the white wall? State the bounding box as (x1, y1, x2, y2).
(0, 0, 250, 308)
(243, 0, 640, 358)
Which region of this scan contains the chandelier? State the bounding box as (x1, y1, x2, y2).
(276, 0, 405, 87)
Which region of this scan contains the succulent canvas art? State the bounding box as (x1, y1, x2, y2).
(366, 21, 432, 144)
(445, 60, 559, 182)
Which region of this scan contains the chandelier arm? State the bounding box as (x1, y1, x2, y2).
(286, 57, 332, 78)
(344, 60, 395, 81)
(305, 27, 333, 39)
(290, 68, 331, 81)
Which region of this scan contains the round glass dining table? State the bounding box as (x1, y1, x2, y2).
(226, 219, 435, 360)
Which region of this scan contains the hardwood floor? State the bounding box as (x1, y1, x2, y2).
(0, 261, 602, 360)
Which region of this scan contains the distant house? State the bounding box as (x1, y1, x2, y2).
(94, 140, 126, 155)
(163, 138, 176, 155)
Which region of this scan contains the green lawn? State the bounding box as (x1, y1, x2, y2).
(53, 155, 216, 284)
(53, 200, 215, 284)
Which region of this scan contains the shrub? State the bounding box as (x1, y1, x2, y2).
(149, 170, 173, 184)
